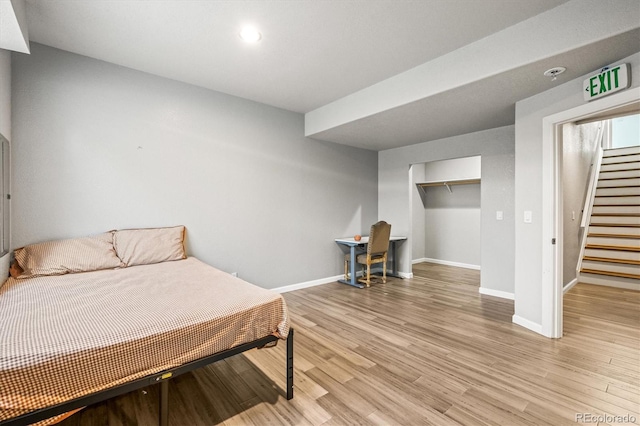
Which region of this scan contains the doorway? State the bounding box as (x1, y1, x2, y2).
(541, 88, 640, 338)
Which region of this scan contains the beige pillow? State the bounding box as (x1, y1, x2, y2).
(14, 232, 123, 279)
(114, 226, 186, 267)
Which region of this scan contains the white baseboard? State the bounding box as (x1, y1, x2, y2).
(416, 257, 481, 270)
(563, 278, 578, 294)
(271, 274, 343, 293)
(512, 315, 543, 334)
(272, 268, 413, 293)
(479, 287, 514, 300)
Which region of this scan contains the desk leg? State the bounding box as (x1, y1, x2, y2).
(349, 246, 357, 285)
(391, 241, 397, 275)
(387, 241, 403, 279)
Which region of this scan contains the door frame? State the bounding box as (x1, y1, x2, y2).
(541, 87, 640, 338)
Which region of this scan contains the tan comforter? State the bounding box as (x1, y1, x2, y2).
(0, 257, 289, 423)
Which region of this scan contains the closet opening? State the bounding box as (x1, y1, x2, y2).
(410, 156, 482, 272)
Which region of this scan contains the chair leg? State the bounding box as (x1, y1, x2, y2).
(366, 263, 371, 287)
(382, 257, 387, 283)
(344, 259, 348, 280)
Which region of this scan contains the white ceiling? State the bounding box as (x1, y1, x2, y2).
(25, 0, 568, 113)
(19, 0, 640, 150)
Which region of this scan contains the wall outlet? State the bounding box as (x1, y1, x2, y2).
(231, 272, 238, 278)
(524, 211, 532, 223)
(496, 211, 503, 220)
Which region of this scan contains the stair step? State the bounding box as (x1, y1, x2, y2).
(596, 177, 640, 188)
(586, 235, 640, 247)
(579, 272, 640, 289)
(590, 215, 640, 226)
(585, 243, 640, 252)
(591, 205, 640, 215)
(580, 268, 640, 280)
(581, 260, 640, 275)
(595, 186, 640, 197)
(591, 213, 640, 218)
(584, 248, 640, 261)
(590, 222, 640, 227)
(588, 226, 640, 236)
(601, 153, 640, 165)
(599, 161, 640, 172)
(588, 232, 639, 239)
(593, 196, 640, 205)
(598, 170, 640, 180)
(583, 256, 640, 265)
(603, 146, 640, 157)
(581, 260, 640, 277)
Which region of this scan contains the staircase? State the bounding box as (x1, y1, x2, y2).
(579, 145, 640, 289)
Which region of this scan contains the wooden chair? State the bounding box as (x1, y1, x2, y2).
(344, 221, 392, 287)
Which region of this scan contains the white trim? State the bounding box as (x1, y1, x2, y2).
(479, 287, 514, 300)
(412, 257, 428, 264)
(417, 257, 481, 270)
(271, 274, 342, 293)
(272, 268, 412, 293)
(512, 315, 543, 334)
(541, 88, 640, 339)
(562, 278, 578, 294)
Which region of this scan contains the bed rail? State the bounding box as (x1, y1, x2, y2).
(1, 329, 294, 426)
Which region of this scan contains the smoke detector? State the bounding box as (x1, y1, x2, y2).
(543, 67, 566, 81)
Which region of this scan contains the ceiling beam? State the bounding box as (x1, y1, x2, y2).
(304, 0, 640, 140)
(1, 0, 30, 54)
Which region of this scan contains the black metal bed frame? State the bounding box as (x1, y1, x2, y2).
(1, 329, 294, 426)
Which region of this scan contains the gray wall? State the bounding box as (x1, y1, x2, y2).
(411, 164, 426, 260)
(0, 49, 11, 280)
(379, 125, 515, 295)
(11, 43, 378, 289)
(424, 183, 481, 267)
(562, 121, 601, 286)
(514, 50, 640, 326)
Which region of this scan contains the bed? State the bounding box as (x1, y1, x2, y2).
(0, 227, 293, 426)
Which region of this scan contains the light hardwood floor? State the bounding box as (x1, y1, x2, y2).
(63, 262, 640, 425)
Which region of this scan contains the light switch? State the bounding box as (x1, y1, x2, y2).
(496, 211, 503, 220)
(524, 211, 532, 223)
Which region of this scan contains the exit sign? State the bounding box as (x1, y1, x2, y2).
(583, 64, 630, 101)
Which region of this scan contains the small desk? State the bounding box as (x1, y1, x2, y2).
(335, 236, 407, 288)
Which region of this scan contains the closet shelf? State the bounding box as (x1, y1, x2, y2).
(416, 178, 480, 194)
(416, 178, 480, 188)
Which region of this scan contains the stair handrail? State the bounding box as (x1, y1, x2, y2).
(576, 125, 605, 276)
(580, 149, 603, 229)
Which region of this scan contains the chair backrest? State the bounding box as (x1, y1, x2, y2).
(367, 221, 391, 255)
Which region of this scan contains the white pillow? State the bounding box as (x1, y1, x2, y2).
(114, 226, 186, 267)
(14, 232, 123, 278)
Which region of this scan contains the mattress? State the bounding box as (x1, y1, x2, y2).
(0, 257, 289, 423)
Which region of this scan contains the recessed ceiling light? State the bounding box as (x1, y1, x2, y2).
(543, 67, 566, 81)
(239, 26, 262, 43)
